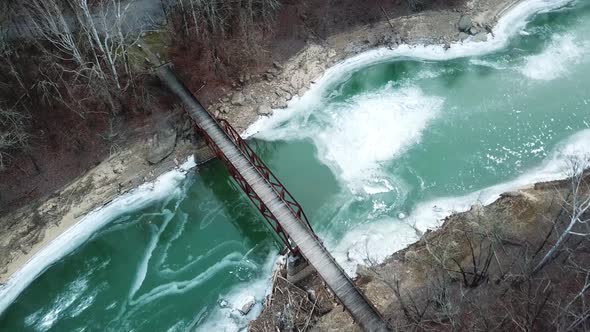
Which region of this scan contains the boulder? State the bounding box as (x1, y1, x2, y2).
(272, 61, 283, 70)
(112, 163, 124, 174)
(257, 104, 272, 115)
(458, 15, 473, 32)
(469, 26, 479, 35)
(473, 32, 488, 42)
(238, 295, 256, 315)
(271, 99, 288, 109)
(218, 299, 229, 308)
(146, 123, 177, 164)
(231, 92, 245, 106)
(459, 32, 470, 41)
(290, 75, 303, 90)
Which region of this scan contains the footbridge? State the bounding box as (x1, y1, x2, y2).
(154, 64, 390, 332)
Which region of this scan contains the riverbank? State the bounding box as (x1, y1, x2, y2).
(213, 0, 521, 134)
(0, 0, 505, 286)
(252, 171, 590, 330)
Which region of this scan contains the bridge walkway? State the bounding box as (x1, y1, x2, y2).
(156, 65, 390, 332)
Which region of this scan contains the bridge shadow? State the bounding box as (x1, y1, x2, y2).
(194, 159, 282, 251)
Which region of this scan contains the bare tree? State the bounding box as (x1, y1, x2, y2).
(21, 0, 140, 115)
(533, 156, 590, 275)
(0, 107, 30, 170)
(170, 0, 280, 38)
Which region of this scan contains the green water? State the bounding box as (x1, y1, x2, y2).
(1, 1, 590, 331)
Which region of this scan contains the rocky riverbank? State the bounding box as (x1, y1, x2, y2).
(213, 0, 519, 133)
(251, 171, 590, 331)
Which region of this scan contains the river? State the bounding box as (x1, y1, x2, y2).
(1, 0, 589, 330)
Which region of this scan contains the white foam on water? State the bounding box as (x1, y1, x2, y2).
(128, 252, 255, 307)
(245, 0, 575, 195)
(158, 241, 243, 278)
(244, 0, 575, 140)
(248, 84, 442, 195)
(330, 129, 590, 275)
(194, 252, 282, 332)
(521, 33, 588, 80)
(315, 85, 443, 194)
(24, 264, 107, 331)
(0, 157, 197, 314)
(129, 208, 175, 300)
(330, 218, 419, 275)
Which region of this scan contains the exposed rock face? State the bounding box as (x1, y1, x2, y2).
(458, 15, 473, 32)
(146, 123, 177, 164)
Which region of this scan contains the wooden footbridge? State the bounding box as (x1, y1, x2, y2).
(154, 63, 390, 331)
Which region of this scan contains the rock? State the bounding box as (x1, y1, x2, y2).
(500, 191, 522, 198)
(366, 34, 378, 45)
(404, 250, 418, 262)
(469, 26, 479, 35)
(112, 163, 124, 174)
(459, 32, 470, 41)
(272, 61, 283, 70)
(180, 118, 193, 138)
(231, 92, 245, 106)
(473, 32, 488, 42)
(290, 75, 303, 90)
(219, 106, 230, 114)
(271, 99, 288, 109)
(146, 123, 177, 165)
(218, 299, 229, 308)
(276, 90, 292, 101)
(458, 15, 473, 32)
(257, 104, 272, 115)
(238, 296, 256, 315)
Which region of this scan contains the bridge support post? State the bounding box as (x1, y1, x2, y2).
(286, 253, 315, 284)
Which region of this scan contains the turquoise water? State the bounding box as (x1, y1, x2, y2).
(1, 0, 589, 330)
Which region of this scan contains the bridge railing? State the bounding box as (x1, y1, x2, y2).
(191, 114, 317, 255)
(216, 119, 315, 233)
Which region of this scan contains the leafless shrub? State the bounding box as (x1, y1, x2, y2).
(532, 156, 590, 275)
(406, 0, 427, 12)
(0, 107, 30, 170)
(169, 0, 280, 39)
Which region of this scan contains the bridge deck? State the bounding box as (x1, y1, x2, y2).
(156, 65, 390, 332)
